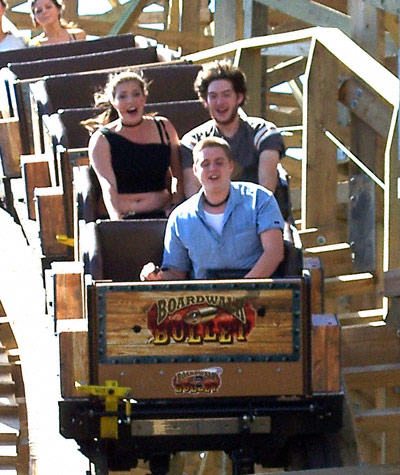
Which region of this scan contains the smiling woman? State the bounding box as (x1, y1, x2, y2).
(83, 71, 184, 220)
(28, 0, 86, 46)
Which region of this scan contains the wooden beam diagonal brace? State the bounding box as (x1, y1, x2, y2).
(256, 0, 351, 34)
(108, 0, 151, 36)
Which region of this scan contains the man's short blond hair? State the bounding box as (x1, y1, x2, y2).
(192, 137, 233, 164)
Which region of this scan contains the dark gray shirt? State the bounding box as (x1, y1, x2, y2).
(180, 116, 286, 183)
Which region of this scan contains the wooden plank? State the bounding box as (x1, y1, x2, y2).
(325, 273, 375, 297)
(20, 155, 51, 220)
(343, 363, 400, 389)
(302, 39, 338, 230)
(312, 314, 340, 392)
(59, 332, 89, 398)
(298, 225, 348, 248)
(355, 407, 400, 432)
(105, 288, 296, 357)
(341, 323, 400, 367)
(52, 262, 84, 321)
(258, 463, 400, 474)
(338, 308, 384, 326)
(304, 244, 354, 278)
(34, 188, 69, 258)
(303, 257, 323, 314)
(0, 119, 22, 178)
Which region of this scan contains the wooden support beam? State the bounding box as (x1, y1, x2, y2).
(303, 257, 324, 314)
(355, 407, 400, 432)
(266, 56, 307, 89)
(302, 39, 338, 230)
(385, 269, 400, 297)
(339, 308, 385, 326)
(349, 0, 385, 60)
(167, 0, 180, 31)
(214, 0, 238, 46)
(238, 47, 263, 116)
(243, 0, 269, 38)
(363, 0, 400, 16)
(257, 0, 351, 34)
(385, 12, 399, 46)
(339, 78, 392, 138)
(384, 115, 400, 271)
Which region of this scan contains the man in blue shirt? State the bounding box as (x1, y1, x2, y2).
(140, 137, 284, 281)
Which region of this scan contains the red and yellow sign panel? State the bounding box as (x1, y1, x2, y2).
(104, 288, 295, 358)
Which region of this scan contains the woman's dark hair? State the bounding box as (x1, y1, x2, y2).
(0, 0, 8, 8)
(29, 0, 75, 28)
(81, 70, 149, 133)
(194, 59, 247, 106)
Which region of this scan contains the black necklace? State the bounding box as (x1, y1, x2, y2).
(203, 192, 230, 207)
(120, 117, 144, 128)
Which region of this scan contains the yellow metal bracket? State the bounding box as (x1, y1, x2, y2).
(56, 234, 74, 247)
(75, 380, 132, 439)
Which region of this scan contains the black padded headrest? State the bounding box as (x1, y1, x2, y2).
(8, 46, 158, 80)
(0, 33, 135, 68)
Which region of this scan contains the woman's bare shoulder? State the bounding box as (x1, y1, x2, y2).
(67, 28, 86, 40)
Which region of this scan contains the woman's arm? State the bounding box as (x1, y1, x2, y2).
(88, 131, 122, 220)
(163, 118, 185, 207)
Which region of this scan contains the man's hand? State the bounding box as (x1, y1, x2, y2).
(140, 262, 162, 281)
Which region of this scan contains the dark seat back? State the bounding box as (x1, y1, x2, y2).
(30, 62, 201, 117)
(144, 100, 209, 138)
(275, 222, 303, 277)
(83, 219, 167, 281)
(0, 33, 135, 69)
(45, 99, 209, 152)
(8, 46, 158, 80)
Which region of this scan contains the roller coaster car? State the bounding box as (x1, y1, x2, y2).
(58, 213, 344, 475)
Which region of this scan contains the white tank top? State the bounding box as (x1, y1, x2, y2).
(204, 210, 224, 235)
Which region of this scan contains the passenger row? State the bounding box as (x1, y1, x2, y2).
(0, 33, 301, 293)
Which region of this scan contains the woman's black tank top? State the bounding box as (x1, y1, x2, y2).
(100, 118, 171, 194)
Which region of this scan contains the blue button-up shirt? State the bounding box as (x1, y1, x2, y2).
(162, 182, 284, 279)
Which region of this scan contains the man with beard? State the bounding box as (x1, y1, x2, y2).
(180, 59, 286, 198)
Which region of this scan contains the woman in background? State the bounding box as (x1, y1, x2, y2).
(85, 71, 184, 220)
(29, 0, 85, 46)
(0, 0, 26, 50)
